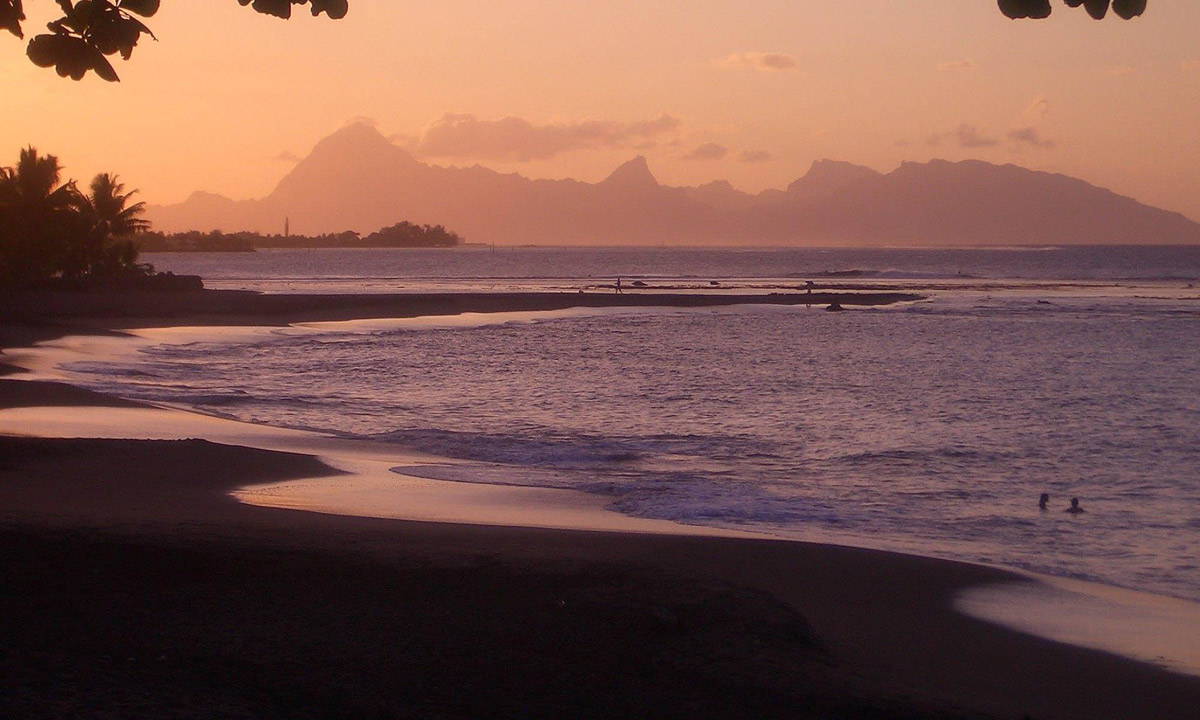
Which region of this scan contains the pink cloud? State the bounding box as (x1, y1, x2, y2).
(1007, 126, 1056, 149)
(412, 113, 683, 161)
(928, 124, 998, 148)
(682, 143, 729, 161)
(718, 52, 799, 72)
(938, 59, 978, 72)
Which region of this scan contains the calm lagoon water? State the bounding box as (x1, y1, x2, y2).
(70, 246, 1200, 602)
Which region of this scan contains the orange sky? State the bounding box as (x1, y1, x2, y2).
(4, 1, 1199, 220)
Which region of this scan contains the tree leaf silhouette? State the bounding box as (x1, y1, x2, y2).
(1000, 0, 1147, 18)
(1112, 0, 1147, 18)
(7, 0, 346, 81)
(1, 0, 24, 38)
(7, 1, 1152, 82)
(118, 0, 157, 17)
(998, 0, 1052, 19)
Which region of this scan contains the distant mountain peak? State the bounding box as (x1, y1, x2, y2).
(794, 159, 880, 183)
(170, 190, 236, 209)
(145, 123, 1200, 246)
(299, 122, 413, 164)
(809, 158, 870, 172)
(314, 121, 392, 149)
(786, 159, 881, 200)
(185, 190, 233, 202)
(263, 122, 423, 210)
(601, 155, 659, 190)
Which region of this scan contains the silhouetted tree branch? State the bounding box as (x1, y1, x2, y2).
(2, 1, 1151, 83)
(1, 0, 348, 82)
(998, 0, 1147, 20)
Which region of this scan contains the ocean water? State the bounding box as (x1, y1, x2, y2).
(142, 244, 1200, 293)
(72, 246, 1200, 602)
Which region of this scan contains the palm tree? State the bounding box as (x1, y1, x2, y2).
(1, 147, 155, 286)
(85, 173, 151, 237)
(67, 173, 151, 279)
(0, 147, 78, 210)
(0, 147, 80, 286)
(1, 148, 155, 286)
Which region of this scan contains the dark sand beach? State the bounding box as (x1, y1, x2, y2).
(3, 291, 1199, 719)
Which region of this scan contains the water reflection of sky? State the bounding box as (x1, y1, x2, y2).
(49, 292, 1200, 605)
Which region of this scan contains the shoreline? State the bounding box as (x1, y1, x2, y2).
(0, 288, 923, 327)
(6, 428, 1200, 719)
(4, 293, 1200, 718)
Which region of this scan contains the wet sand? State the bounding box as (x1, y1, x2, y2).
(3, 292, 1200, 719)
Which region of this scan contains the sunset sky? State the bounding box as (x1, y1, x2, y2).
(4, 1, 1199, 220)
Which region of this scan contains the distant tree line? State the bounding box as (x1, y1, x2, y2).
(0, 146, 190, 289)
(134, 230, 258, 253)
(136, 221, 464, 252)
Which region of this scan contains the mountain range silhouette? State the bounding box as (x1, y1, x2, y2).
(146, 123, 1200, 246)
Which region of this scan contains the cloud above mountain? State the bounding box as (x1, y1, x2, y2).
(1007, 126, 1056, 149)
(1016, 95, 1050, 126)
(1008, 95, 1055, 150)
(344, 115, 380, 127)
(718, 52, 799, 72)
(928, 124, 998, 149)
(406, 113, 683, 161)
(937, 59, 978, 72)
(682, 143, 729, 161)
(739, 150, 771, 163)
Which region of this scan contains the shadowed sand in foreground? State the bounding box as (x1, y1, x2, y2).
(3, 421, 1200, 719)
(2, 293, 1199, 719)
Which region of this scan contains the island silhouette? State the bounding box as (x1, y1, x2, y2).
(147, 123, 1200, 247)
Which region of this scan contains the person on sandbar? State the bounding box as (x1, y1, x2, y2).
(1065, 497, 1085, 514)
(1039, 493, 1050, 511)
(616, 277, 623, 294)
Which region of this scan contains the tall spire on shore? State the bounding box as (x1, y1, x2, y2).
(284, 216, 290, 238)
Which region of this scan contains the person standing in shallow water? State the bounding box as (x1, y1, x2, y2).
(1039, 493, 1050, 511)
(1065, 497, 1085, 514)
(615, 277, 623, 294)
